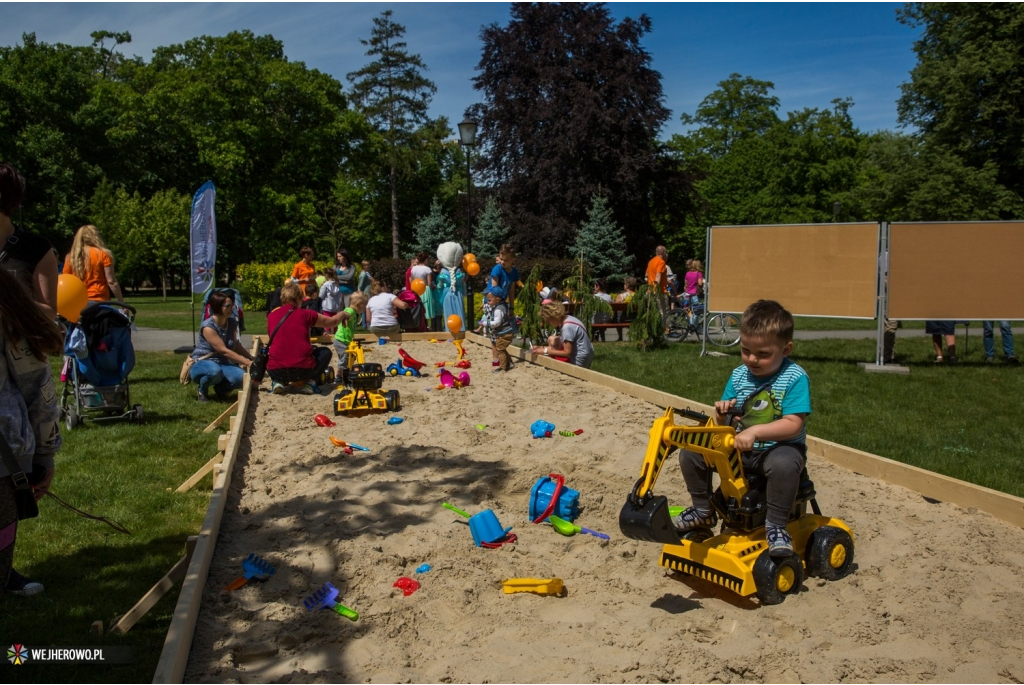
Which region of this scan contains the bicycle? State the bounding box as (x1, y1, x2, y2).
(665, 302, 740, 347)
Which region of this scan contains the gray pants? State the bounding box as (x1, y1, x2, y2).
(679, 443, 806, 526)
(883, 318, 901, 361)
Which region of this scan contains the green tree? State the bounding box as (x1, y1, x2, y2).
(852, 131, 1022, 221)
(408, 197, 455, 257)
(898, 3, 1024, 200)
(472, 196, 508, 259)
(677, 73, 780, 161)
(101, 30, 366, 267)
(90, 182, 190, 299)
(469, 3, 694, 260)
(347, 10, 437, 258)
(0, 32, 109, 245)
(571, 195, 631, 279)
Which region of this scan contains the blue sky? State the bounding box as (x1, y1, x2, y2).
(1, 2, 921, 138)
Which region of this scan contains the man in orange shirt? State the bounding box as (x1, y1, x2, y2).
(646, 245, 670, 328)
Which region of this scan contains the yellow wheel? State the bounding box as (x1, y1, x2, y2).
(753, 552, 803, 605)
(776, 564, 796, 592)
(807, 526, 854, 580)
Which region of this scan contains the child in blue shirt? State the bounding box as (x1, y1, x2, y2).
(673, 299, 811, 557)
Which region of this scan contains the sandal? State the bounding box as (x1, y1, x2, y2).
(933, 356, 944, 363)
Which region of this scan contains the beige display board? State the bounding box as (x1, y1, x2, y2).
(707, 223, 879, 318)
(888, 221, 1024, 320)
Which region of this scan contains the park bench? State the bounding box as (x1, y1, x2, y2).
(591, 302, 632, 341)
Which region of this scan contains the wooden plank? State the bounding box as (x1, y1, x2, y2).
(174, 453, 224, 494)
(110, 554, 188, 635)
(202, 401, 238, 434)
(807, 436, 1024, 527)
(217, 434, 229, 453)
(229, 415, 236, 432)
(468, 332, 1024, 529)
(153, 337, 259, 684)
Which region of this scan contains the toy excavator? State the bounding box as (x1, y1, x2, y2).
(334, 363, 400, 416)
(619, 407, 854, 605)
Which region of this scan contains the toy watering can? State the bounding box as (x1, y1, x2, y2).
(443, 502, 513, 547)
(529, 473, 580, 523)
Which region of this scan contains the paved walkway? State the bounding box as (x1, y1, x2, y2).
(132, 325, 1024, 352)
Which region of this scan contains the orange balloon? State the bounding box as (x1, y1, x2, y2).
(410, 278, 427, 296)
(465, 253, 477, 264)
(447, 314, 463, 335)
(57, 274, 89, 321)
(535, 280, 544, 293)
(465, 261, 481, 277)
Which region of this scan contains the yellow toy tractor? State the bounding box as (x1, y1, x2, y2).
(338, 340, 365, 387)
(619, 407, 854, 605)
(333, 363, 400, 416)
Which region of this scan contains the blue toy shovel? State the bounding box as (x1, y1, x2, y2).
(224, 553, 276, 591)
(303, 582, 359, 621)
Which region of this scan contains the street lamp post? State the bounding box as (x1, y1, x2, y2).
(833, 200, 841, 223)
(458, 117, 478, 330)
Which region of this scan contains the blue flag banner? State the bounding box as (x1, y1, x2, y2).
(189, 181, 216, 294)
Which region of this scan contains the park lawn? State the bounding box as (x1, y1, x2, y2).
(124, 293, 269, 336)
(592, 334, 1024, 498)
(0, 352, 229, 684)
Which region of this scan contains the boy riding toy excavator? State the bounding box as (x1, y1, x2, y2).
(619, 300, 854, 604)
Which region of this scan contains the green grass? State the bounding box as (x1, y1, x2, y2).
(0, 352, 229, 683)
(593, 335, 1024, 498)
(124, 293, 269, 335)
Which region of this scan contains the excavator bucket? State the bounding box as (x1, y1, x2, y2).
(619, 495, 681, 545)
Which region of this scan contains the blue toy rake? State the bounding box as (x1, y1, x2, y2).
(224, 553, 276, 591)
(303, 582, 359, 621)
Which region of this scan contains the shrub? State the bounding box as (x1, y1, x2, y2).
(236, 260, 332, 309)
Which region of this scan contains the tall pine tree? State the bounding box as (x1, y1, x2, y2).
(472, 196, 509, 259)
(409, 197, 455, 256)
(347, 10, 437, 257)
(571, 195, 631, 279)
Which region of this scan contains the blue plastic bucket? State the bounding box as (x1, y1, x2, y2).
(528, 476, 580, 522)
(468, 509, 512, 547)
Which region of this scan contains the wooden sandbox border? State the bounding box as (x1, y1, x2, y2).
(153, 338, 260, 683)
(479, 332, 1024, 529)
(151, 331, 1024, 682)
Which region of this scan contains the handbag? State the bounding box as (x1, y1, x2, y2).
(0, 432, 46, 521)
(180, 353, 214, 385)
(249, 307, 295, 383)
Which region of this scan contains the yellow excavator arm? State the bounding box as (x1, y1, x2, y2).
(631, 407, 747, 503)
(620, 406, 745, 545)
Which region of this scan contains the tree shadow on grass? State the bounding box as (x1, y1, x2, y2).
(1, 534, 197, 683)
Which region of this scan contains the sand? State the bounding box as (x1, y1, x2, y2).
(186, 340, 1024, 684)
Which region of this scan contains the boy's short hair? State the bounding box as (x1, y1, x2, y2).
(304, 282, 319, 296)
(540, 302, 566, 321)
(350, 291, 368, 308)
(740, 299, 794, 343)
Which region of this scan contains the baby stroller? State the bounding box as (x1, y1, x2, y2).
(60, 302, 142, 429)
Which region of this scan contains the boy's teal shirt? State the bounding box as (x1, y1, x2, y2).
(722, 357, 811, 449)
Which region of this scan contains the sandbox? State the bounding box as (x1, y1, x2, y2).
(184, 339, 1024, 683)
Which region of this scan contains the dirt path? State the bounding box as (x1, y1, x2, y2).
(186, 339, 1024, 683)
